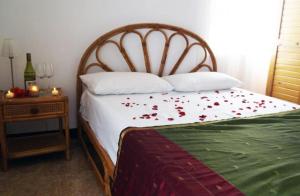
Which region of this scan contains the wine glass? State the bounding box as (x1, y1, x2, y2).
(35, 63, 46, 95)
(36, 63, 46, 86)
(45, 63, 54, 91)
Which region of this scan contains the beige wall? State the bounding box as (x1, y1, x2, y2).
(0, 0, 211, 132)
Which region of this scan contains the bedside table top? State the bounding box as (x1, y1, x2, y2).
(0, 89, 67, 105)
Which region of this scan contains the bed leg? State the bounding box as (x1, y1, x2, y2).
(103, 175, 112, 196)
(77, 118, 83, 141)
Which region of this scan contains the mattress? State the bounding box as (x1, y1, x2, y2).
(80, 88, 300, 164)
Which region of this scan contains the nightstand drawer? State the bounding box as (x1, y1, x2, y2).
(4, 102, 65, 118)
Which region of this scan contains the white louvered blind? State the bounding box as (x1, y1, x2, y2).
(270, 0, 300, 104)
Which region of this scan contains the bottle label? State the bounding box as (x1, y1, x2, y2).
(25, 80, 36, 90)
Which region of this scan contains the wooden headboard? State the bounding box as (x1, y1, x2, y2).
(77, 23, 217, 110)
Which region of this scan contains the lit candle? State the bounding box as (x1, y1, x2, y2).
(52, 87, 59, 96)
(29, 85, 39, 97)
(6, 90, 14, 99)
(31, 85, 38, 92)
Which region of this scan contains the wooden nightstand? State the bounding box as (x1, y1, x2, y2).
(0, 90, 70, 171)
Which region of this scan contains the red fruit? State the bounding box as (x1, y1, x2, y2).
(11, 87, 25, 98)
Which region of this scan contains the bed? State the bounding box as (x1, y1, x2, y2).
(76, 23, 300, 195)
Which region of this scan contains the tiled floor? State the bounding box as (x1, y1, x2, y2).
(0, 140, 103, 196)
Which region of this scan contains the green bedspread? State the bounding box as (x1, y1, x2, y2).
(157, 110, 300, 196)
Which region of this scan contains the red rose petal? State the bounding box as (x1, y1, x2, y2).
(199, 114, 207, 121)
(179, 111, 186, 117)
(152, 105, 158, 110)
(168, 118, 174, 121)
(214, 102, 220, 106)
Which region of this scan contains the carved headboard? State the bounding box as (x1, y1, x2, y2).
(77, 23, 217, 110)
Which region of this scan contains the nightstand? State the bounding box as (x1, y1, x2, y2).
(0, 90, 70, 171)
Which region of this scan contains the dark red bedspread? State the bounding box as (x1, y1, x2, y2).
(112, 129, 243, 196)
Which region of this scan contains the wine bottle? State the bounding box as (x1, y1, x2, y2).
(24, 53, 36, 90)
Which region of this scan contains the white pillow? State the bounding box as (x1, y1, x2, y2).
(80, 72, 173, 95)
(163, 72, 242, 92)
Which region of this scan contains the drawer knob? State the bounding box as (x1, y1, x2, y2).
(30, 107, 39, 114)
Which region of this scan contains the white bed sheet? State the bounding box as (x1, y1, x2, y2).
(80, 88, 300, 164)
